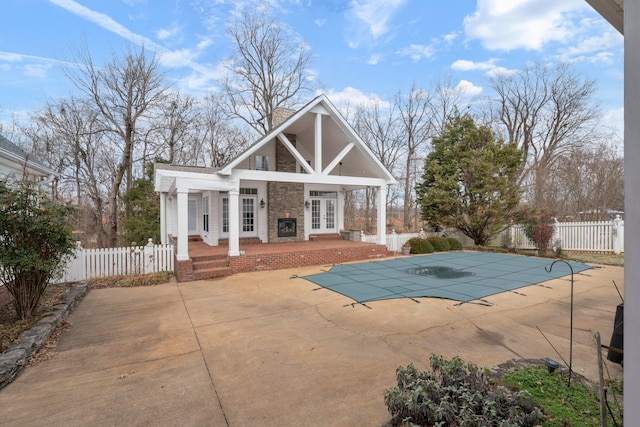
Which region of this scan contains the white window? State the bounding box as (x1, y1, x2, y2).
(202, 196, 209, 232)
(255, 155, 269, 171)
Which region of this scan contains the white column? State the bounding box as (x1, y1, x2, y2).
(625, 2, 639, 420)
(376, 186, 387, 246)
(176, 188, 189, 261)
(228, 189, 240, 256)
(314, 113, 322, 174)
(159, 192, 167, 245)
(338, 190, 345, 232)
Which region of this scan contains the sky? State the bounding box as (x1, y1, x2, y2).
(0, 0, 624, 138)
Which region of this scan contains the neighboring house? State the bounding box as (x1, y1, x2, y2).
(0, 134, 55, 183)
(154, 94, 397, 262)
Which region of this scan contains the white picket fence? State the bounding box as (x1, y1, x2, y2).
(362, 217, 624, 254)
(508, 217, 624, 253)
(56, 239, 174, 283)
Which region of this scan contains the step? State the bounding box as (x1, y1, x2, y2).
(193, 266, 233, 281)
(218, 237, 262, 245)
(309, 234, 341, 241)
(192, 258, 229, 271)
(191, 253, 228, 263)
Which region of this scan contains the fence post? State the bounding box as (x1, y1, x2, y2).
(74, 241, 85, 282)
(144, 238, 155, 274)
(390, 229, 397, 252)
(612, 215, 624, 254)
(551, 218, 560, 252)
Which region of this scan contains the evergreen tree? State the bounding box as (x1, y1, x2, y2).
(417, 113, 522, 246)
(122, 165, 160, 246)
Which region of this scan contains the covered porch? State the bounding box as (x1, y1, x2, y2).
(176, 236, 393, 282)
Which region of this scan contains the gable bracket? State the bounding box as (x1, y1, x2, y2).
(322, 142, 355, 176)
(277, 132, 315, 174)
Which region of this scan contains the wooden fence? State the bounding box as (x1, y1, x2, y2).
(56, 239, 174, 283)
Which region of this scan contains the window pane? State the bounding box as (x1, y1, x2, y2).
(311, 200, 321, 230)
(325, 199, 335, 229)
(242, 198, 254, 232)
(222, 198, 229, 233)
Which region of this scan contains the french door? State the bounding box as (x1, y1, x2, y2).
(310, 198, 336, 233)
(221, 196, 257, 237)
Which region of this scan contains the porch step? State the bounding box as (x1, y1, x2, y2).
(309, 234, 341, 241)
(193, 266, 233, 281)
(192, 258, 229, 270)
(218, 237, 263, 245)
(191, 254, 232, 280)
(188, 236, 203, 242)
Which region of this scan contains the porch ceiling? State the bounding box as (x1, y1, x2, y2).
(585, 0, 623, 33)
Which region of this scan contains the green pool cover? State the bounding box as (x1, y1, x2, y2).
(302, 252, 591, 304)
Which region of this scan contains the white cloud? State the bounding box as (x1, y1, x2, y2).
(455, 80, 482, 96)
(347, 0, 406, 48)
(397, 44, 434, 62)
(556, 20, 622, 64)
(23, 63, 52, 79)
(0, 51, 23, 62)
(321, 86, 391, 111)
(464, 0, 587, 51)
(156, 28, 175, 41)
(451, 59, 496, 71)
(368, 53, 382, 65)
(451, 58, 517, 77)
(350, 0, 406, 39)
(442, 32, 458, 45)
(48, 0, 158, 48)
(314, 18, 326, 27)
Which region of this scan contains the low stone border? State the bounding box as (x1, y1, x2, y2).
(0, 281, 90, 390)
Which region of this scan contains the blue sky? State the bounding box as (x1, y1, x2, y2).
(0, 0, 624, 137)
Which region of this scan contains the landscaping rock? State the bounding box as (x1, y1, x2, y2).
(0, 281, 90, 390)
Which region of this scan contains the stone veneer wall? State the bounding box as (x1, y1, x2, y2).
(268, 132, 304, 242)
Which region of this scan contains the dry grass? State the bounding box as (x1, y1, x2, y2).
(562, 252, 624, 267)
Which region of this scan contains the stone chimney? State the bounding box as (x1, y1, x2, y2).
(272, 107, 296, 128)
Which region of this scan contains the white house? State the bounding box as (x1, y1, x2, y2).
(0, 134, 55, 182)
(154, 95, 397, 264)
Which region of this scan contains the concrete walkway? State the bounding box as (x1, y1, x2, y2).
(0, 260, 624, 426)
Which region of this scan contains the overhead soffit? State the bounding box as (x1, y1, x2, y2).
(585, 0, 623, 34)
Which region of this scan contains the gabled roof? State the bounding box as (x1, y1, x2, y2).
(219, 94, 396, 184)
(0, 134, 56, 178)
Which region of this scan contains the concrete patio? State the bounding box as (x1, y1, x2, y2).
(0, 259, 624, 426)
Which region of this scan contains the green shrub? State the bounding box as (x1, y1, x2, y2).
(445, 237, 463, 250)
(0, 181, 76, 320)
(384, 354, 544, 427)
(427, 236, 450, 252)
(406, 238, 434, 254)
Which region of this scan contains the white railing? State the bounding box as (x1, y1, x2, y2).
(361, 230, 424, 252)
(361, 229, 470, 252)
(508, 216, 624, 253)
(56, 239, 174, 283)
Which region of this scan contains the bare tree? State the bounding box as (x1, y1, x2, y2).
(26, 98, 114, 246)
(65, 44, 168, 246)
(395, 83, 433, 230)
(489, 62, 601, 208)
(353, 100, 405, 231)
(222, 8, 315, 134)
(141, 91, 199, 166)
(551, 142, 623, 219)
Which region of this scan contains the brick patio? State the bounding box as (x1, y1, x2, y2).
(176, 235, 394, 282)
